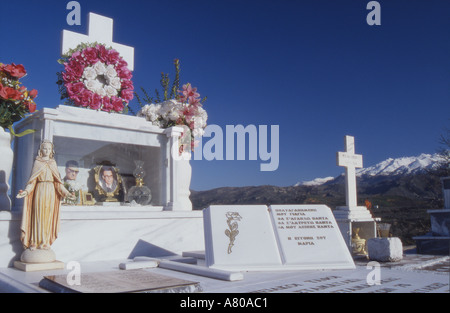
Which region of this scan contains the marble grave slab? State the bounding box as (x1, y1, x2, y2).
(203, 205, 355, 271)
(39, 269, 201, 293)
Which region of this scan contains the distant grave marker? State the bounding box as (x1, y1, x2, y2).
(336, 135, 363, 209)
(334, 135, 379, 254)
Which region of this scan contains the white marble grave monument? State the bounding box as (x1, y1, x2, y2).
(333, 135, 379, 253)
(203, 204, 355, 271)
(0, 13, 204, 269)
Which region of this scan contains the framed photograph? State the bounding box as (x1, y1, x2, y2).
(82, 191, 96, 205)
(94, 165, 124, 202)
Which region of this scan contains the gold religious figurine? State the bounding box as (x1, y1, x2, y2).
(16, 141, 75, 252)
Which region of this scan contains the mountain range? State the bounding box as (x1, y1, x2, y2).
(190, 153, 448, 244)
(296, 153, 443, 186)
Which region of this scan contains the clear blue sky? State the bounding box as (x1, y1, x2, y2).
(2, 0, 449, 190)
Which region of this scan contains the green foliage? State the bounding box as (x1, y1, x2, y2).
(0, 103, 36, 137)
(57, 42, 113, 65)
(134, 59, 182, 109)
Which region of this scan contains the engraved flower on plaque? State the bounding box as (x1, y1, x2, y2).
(225, 212, 242, 254)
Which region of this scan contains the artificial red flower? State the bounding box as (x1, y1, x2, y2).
(96, 45, 109, 63)
(1, 63, 27, 78)
(0, 84, 7, 99)
(83, 47, 99, 64)
(120, 88, 134, 101)
(3, 87, 23, 100)
(25, 101, 36, 113)
(106, 48, 120, 65)
(117, 66, 132, 80)
(28, 89, 38, 99)
(111, 96, 124, 112)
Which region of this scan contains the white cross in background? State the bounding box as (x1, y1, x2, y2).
(62, 13, 135, 71)
(337, 135, 363, 208)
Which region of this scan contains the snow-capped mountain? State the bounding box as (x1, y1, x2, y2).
(295, 153, 442, 186)
(356, 153, 442, 177)
(294, 177, 334, 187)
(192, 153, 444, 213)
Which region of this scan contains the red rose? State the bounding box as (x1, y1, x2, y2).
(29, 89, 38, 99)
(80, 89, 93, 107)
(101, 100, 113, 112)
(66, 82, 85, 97)
(96, 45, 109, 63)
(121, 79, 134, 90)
(90, 93, 102, 110)
(118, 66, 132, 80)
(4, 87, 23, 100)
(1, 63, 27, 78)
(25, 101, 36, 113)
(83, 47, 99, 64)
(70, 51, 86, 66)
(106, 49, 120, 65)
(117, 59, 128, 68)
(120, 88, 134, 101)
(64, 60, 84, 81)
(0, 84, 7, 99)
(110, 96, 124, 112)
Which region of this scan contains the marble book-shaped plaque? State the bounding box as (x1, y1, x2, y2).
(203, 204, 355, 271)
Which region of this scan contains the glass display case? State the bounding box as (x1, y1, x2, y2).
(11, 105, 191, 212)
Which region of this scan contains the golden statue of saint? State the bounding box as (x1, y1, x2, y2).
(16, 141, 75, 251)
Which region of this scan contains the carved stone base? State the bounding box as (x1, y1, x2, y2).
(13, 248, 65, 272)
(14, 260, 65, 272)
(20, 248, 56, 263)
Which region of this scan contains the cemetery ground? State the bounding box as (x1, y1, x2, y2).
(0, 249, 448, 294)
(1, 179, 448, 295)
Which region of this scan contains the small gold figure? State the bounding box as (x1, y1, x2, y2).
(351, 227, 367, 255)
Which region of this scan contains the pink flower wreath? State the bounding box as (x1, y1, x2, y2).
(58, 44, 133, 113)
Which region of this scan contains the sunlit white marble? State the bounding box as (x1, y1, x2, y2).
(0, 208, 204, 267)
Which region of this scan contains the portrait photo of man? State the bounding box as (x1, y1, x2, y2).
(93, 164, 124, 202)
(99, 166, 118, 193)
(62, 160, 82, 205)
(63, 160, 80, 183)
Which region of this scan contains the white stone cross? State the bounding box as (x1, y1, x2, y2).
(337, 135, 363, 208)
(62, 12, 135, 70)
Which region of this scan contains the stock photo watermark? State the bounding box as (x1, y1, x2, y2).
(66, 261, 81, 286)
(366, 261, 381, 286)
(66, 1, 81, 26)
(172, 124, 280, 172)
(66, 1, 382, 27)
(367, 1, 381, 26)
